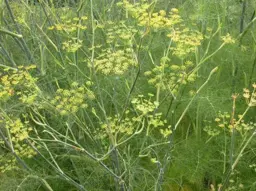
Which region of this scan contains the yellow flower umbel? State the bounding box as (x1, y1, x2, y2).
(93, 48, 137, 75)
(62, 38, 83, 53)
(221, 33, 236, 44)
(131, 94, 172, 137)
(118, 1, 203, 57)
(0, 155, 17, 173)
(0, 65, 39, 105)
(100, 114, 135, 137)
(144, 57, 196, 95)
(117, 1, 182, 30)
(131, 94, 157, 116)
(243, 84, 256, 107)
(167, 28, 203, 58)
(48, 15, 87, 32)
(0, 117, 36, 173)
(95, 94, 172, 142)
(50, 82, 95, 116)
(214, 111, 231, 129)
(213, 111, 256, 133)
(203, 121, 221, 137)
(105, 21, 138, 45)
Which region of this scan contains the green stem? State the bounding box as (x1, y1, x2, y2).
(232, 130, 255, 170)
(16, 175, 54, 191)
(191, 43, 225, 74)
(238, 17, 256, 42)
(221, 130, 256, 191)
(0, 28, 22, 38)
(174, 67, 218, 131)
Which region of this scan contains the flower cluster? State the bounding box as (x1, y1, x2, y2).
(117, 1, 182, 30)
(221, 33, 236, 44)
(214, 111, 255, 133)
(0, 65, 39, 105)
(243, 83, 256, 107)
(105, 21, 138, 45)
(214, 111, 232, 129)
(144, 58, 196, 94)
(0, 117, 36, 173)
(62, 38, 83, 52)
(203, 120, 221, 136)
(95, 94, 172, 141)
(167, 28, 203, 57)
(131, 94, 172, 137)
(101, 114, 135, 137)
(9, 1, 26, 26)
(149, 9, 182, 29)
(131, 94, 158, 115)
(95, 110, 141, 141)
(118, 1, 203, 57)
(48, 16, 87, 32)
(50, 82, 95, 116)
(235, 121, 256, 133)
(93, 48, 137, 75)
(0, 155, 17, 173)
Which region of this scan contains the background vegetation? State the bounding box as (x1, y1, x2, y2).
(0, 0, 255, 190)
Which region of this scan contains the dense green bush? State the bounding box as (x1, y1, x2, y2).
(0, 0, 255, 190)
